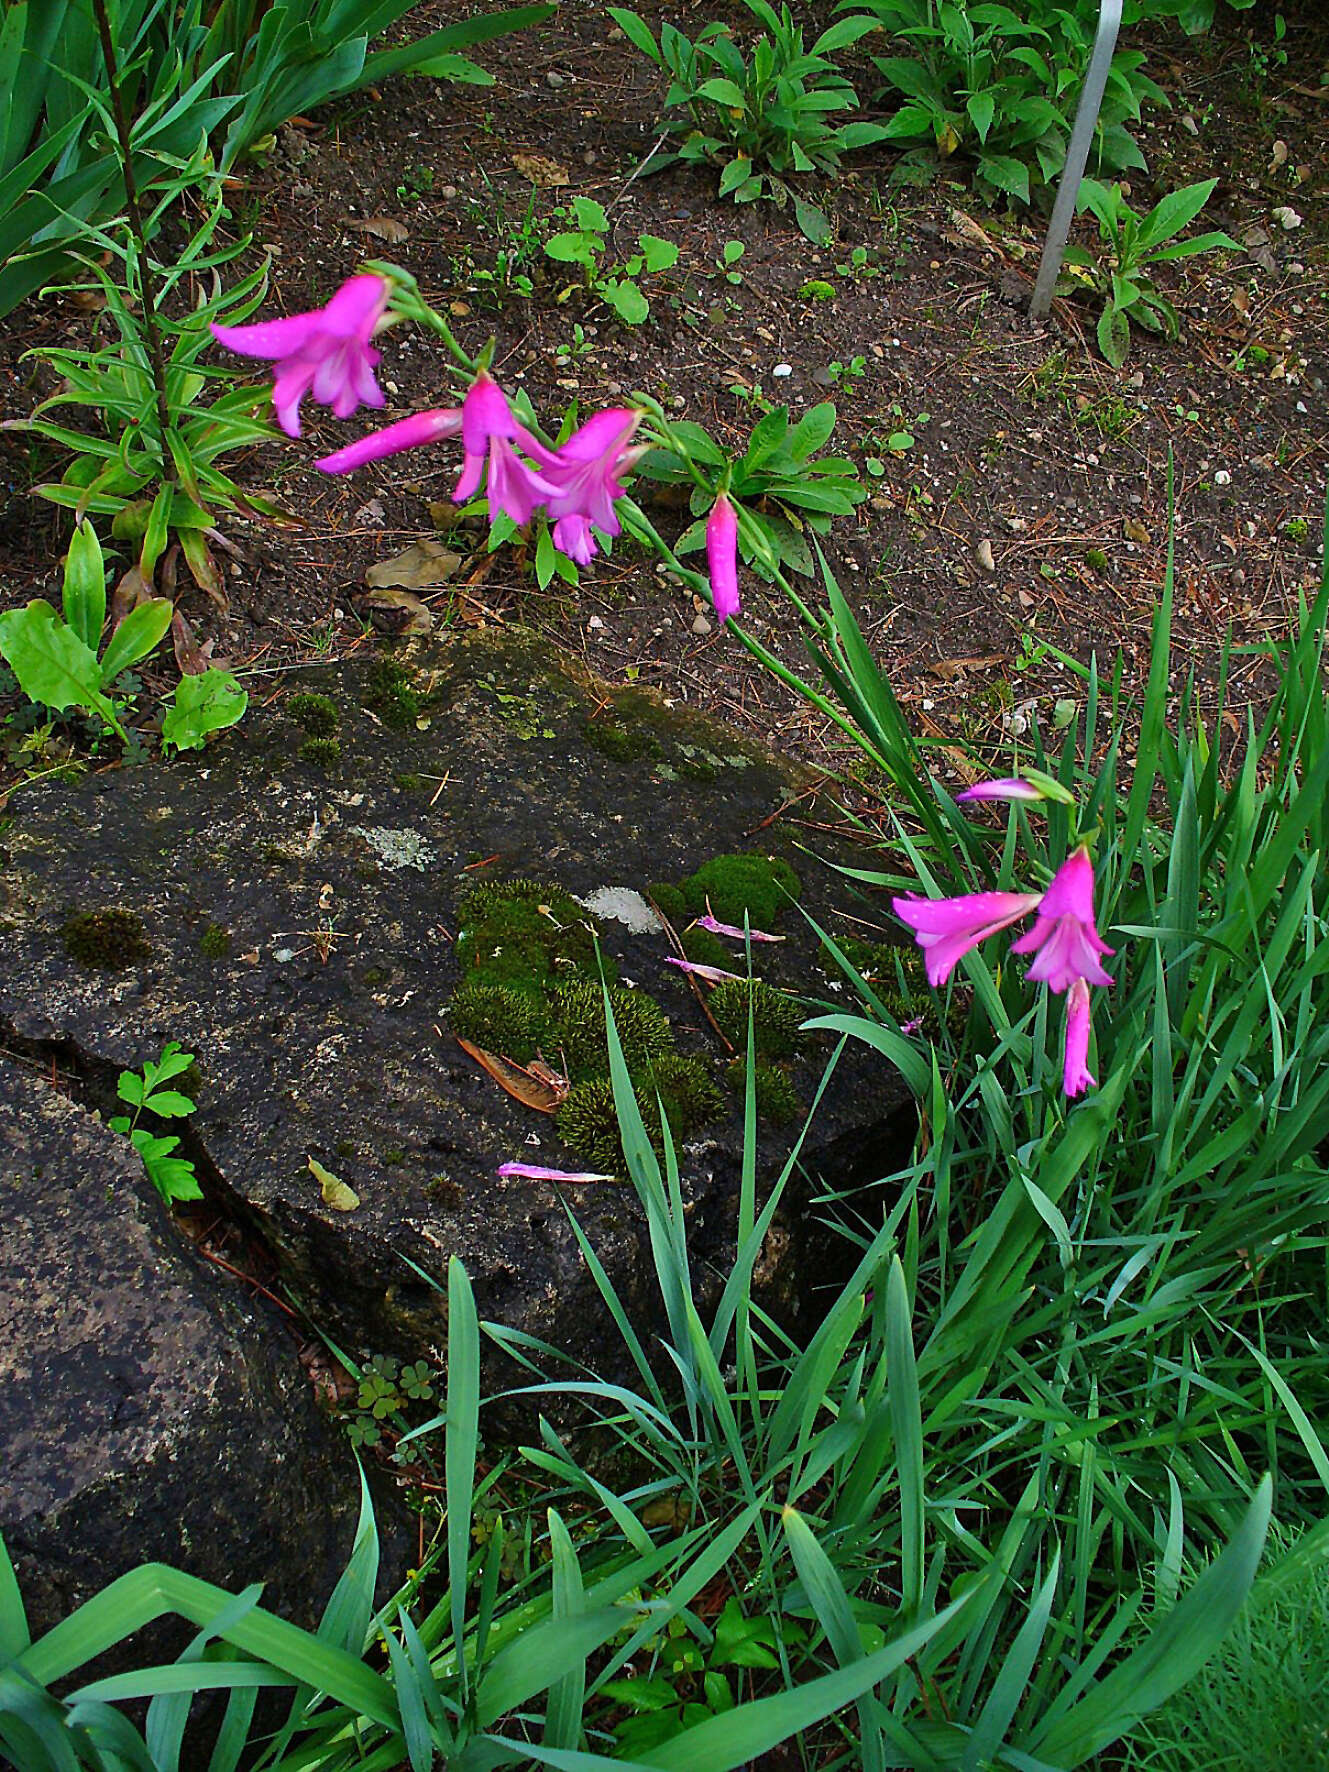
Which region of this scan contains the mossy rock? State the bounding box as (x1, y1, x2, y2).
(287, 693, 339, 737)
(725, 1057, 799, 1125)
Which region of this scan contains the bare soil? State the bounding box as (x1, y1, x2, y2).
(1, 0, 1326, 797)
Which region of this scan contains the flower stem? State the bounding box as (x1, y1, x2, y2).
(89, 0, 175, 479)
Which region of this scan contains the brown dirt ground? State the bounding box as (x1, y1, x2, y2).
(1, 0, 1326, 805)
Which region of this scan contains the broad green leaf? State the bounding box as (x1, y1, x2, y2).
(61, 520, 106, 652)
(160, 667, 247, 752)
(0, 600, 121, 735)
(99, 597, 173, 687)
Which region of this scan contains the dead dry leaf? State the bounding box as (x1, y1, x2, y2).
(512, 151, 570, 187)
(366, 539, 462, 591)
(927, 653, 1006, 680)
(171, 606, 214, 676)
(350, 215, 409, 243)
(455, 1036, 568, 1113)
(360, 585, 433, 636)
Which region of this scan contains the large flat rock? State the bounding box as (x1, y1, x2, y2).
(0, 1054, 361, 1637)
(0, 630, 910, 1375)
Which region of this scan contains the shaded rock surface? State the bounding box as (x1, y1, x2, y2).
(0, 1054, 362, 1638)
(0, 630, 911, 1381)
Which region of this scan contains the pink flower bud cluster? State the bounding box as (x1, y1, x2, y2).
(211, 273, 741, 620)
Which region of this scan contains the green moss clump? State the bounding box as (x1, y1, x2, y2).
(298, 736, 341, 767)
(394, 772, 423, 792)
(725, 1057, 799, 1125)
(554, 978, 671, 1082)
(670, 853, 801, 930)
(449, 980, 554, 1064)
(62, 907, 151, 970)
(198, 922, 232, 959)
(382, 1148, 406, 1166)
(681, 926, 731, 972)
(648, 1052, 724, 1132)
(710, 978, 803, 1058)
(288, 692, 339, 736)
(649, 882, 689, 926)
(457, 878, 601, 993)
(365, 658, 423, 730)
(1084, 547, 1109, 573)
(584, 717, 661, 764)
(557, 1078, 630, 1173)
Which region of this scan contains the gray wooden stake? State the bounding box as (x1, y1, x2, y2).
(1029, 0, 1123, 318)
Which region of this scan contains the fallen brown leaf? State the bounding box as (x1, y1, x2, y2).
(366, 539, 462, 591)
(455, 1036, 568, 1113)
(171, 606, 214, 676)
(512, 152, 570, 187)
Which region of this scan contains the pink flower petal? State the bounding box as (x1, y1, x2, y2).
(1062, 977, 1097, 1097)
(498, 1162, 616, 1183)
(664, 956, 743, 983)
(956, 777, 1044, 804)
(1009, 846, 1114, 994)
(892, 889, 1043, 988)
(316, 408, 463, 475)
(553, 513, 598, 565)
(694, 913, 784, 943)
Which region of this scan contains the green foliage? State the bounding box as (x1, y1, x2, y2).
(108, 1041, 204, 1204)
(608, 0, 887, 242)
(10, 188, 281, 590)
(363, 657, 426, 730)
(710, 977, 804, 1056)
(1064, 177, 1239, 366)
(555, 978, 674, 1082)
(844, 0, 1168, 205)
(455, 877, 599, 994)
(0, 0, 555, 314)
(635, 400, 864, 580)
(543, 195, 679, 325)
(1124, 1524, 1329, 1770)
(0, 522, 170, 742)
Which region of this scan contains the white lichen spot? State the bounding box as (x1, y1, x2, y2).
(352, 825, 436, 871)
(575, 886, 663, 934)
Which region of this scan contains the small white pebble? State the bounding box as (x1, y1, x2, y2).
(1214, 469, 1231, 485)
(1272, 206, 1303, 230)
(773, 363, 793, 378)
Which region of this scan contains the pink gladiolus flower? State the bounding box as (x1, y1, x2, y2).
(315, 407, 463, 475)
(552, 513, 597, 565)
(1009, 845, 1114, 994)
(540, 408, 641, 547)
(211, 273, 390, 438)
(498, 1162, 616, 1183)
(892, 889, 1044, 989)
(694, 913, 785, 943)
(707, 493, 741, 623)
(1062, 977, 1097, 1098)
(956, 778, 1044, 804)
(453, 372, 558, 527)
(664, 955, 743, 983)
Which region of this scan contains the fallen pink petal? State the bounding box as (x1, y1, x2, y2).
(664, 955, 744, 983)
(892, 888, 1044, 988)
(498, 1162, 616, 1183)
(1010, 845, 1114, 994)
(695, 912, 785, 943)
(211, 272, 390, 438)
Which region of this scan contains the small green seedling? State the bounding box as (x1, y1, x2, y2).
(718, 239, 745, 284)
(109, 1042, 203, 1204)
(1063, 177, 1238, 367)
(544, 197, 679, 324)
(827, 354, 867, 389)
